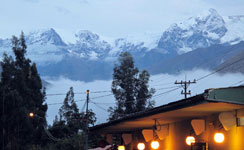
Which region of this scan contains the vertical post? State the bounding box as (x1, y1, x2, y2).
(2, 88, 4, 150)
(85, 90, 90, 150)
(184, 81, 187, 99)
(175, 79, 196, 99)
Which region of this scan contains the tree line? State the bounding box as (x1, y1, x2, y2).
(0, 33, 155, 150)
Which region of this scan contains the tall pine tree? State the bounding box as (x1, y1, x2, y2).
(0, 32, 47, 150)
(109, 52, 155, 120)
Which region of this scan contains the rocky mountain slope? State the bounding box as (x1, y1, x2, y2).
(215, 50, 244, 74)
(149, 42, 244, 74)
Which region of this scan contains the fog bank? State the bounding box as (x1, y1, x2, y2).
(45, 70, 244, 124)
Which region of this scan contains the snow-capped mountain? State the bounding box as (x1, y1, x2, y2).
(0, 28, 68, 65)
(26, 28, 66, 46)
(69, 30, 111, 60)
(157, 8, 244, 54)
(0, 8, 244, 81)
(0, 38, 11, 48)
(222, 15, 244, 44)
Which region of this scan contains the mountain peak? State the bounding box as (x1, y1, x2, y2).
(26, 28, 66, 46)
(75, 30, 100, 42)
(158, 8, 227, 54)
(178, 8, 225, 31)
(208, 8, 218, 16)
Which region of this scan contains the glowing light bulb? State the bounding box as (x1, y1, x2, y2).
(185, 136, 195, 146)
(214, 133, 224, 143)
(151, 140, 159, 149)
(29, 112, 34, 117)
(117, 145, 125, 150)
(137, 143, 145, 150)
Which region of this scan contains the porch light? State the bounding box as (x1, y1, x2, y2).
(137, 142, 145, 150)
(118, 145, 125, 150)
(151, 140, 159, 149)
(214, 133, 224, 143)
(185, 136, 195, 146)
(29, 112, 34, 118)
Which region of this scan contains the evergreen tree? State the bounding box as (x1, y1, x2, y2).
(0, 32, 47, 150)
(135, 70, 155, 112)
(58, 87, 80, 135)
(47, 87, 97, 150)
(109, 52, 155, 120)
(59, 87, 79, 122)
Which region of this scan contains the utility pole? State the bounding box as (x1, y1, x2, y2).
(175, 79, 196, 99)
(2, 87, 5, 150)
(85, 90, 90, 150)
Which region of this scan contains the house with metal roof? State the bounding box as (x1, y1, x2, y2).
(90, 86, 244, 150)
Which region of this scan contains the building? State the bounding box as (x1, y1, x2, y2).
(90, 86, 244, 150)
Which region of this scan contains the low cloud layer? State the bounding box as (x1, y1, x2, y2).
(45, 69, 244, 124)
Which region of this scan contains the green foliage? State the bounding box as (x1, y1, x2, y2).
(109, 52, 155, 120)
(0, 32, 47, 149)
(46, 87, 97, 150)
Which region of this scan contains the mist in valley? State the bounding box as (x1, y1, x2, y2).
(45, 69, 244, 125)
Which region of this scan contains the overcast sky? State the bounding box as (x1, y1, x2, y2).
(0, 0, 244, 42)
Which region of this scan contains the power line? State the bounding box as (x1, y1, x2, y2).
(155, 85, 181, 91)
(90, 90, 112, 94)
(230, 79, 244, 86)
(46, 90, 112, 96)
(45, 84, 184, 106)
(90, 94, 114, 100)
(46, 92, 86, 96)
(151, 75, 173, 84)
(90, 102, 115, 105)
(90, 101, 108, 112)
(197, 57, 244, 81)
(151, 82, 174, 87)
(152, 87, 182, 99)
(175, 80, 196, 99)
(47, 99, 86, 106)
(46, 93, 114, 106)
(90, 86, 182, 107)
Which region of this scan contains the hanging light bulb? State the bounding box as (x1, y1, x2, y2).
(117, 145, 125, 150)
(214, 133, 224, 143)
(151, 140, 159, 149)
(185, 136, 195, 146)
(29, 112, 34, 118)
(137, 143, 145, 150)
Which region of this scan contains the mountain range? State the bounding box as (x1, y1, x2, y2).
(0, 8, 244, 81)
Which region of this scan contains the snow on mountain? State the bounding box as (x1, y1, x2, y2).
(74, 30, 111, 50)
(221, 15, 244, 44)
(1, 8, 244, 68)
(25, 28, 68, 65)
(0, 28, 68, 64)
(158, 8, 228, 54)
(0, 38, 11, 48)
(69, 30, 112, 60)
(121, 32, 161, 50)
(107, 32, 161, 59)
(26, 28, 66, 46)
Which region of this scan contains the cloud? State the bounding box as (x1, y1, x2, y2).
(45, 70, 244, 125)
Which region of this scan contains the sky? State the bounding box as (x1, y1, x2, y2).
(0, 0, 244, 42)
